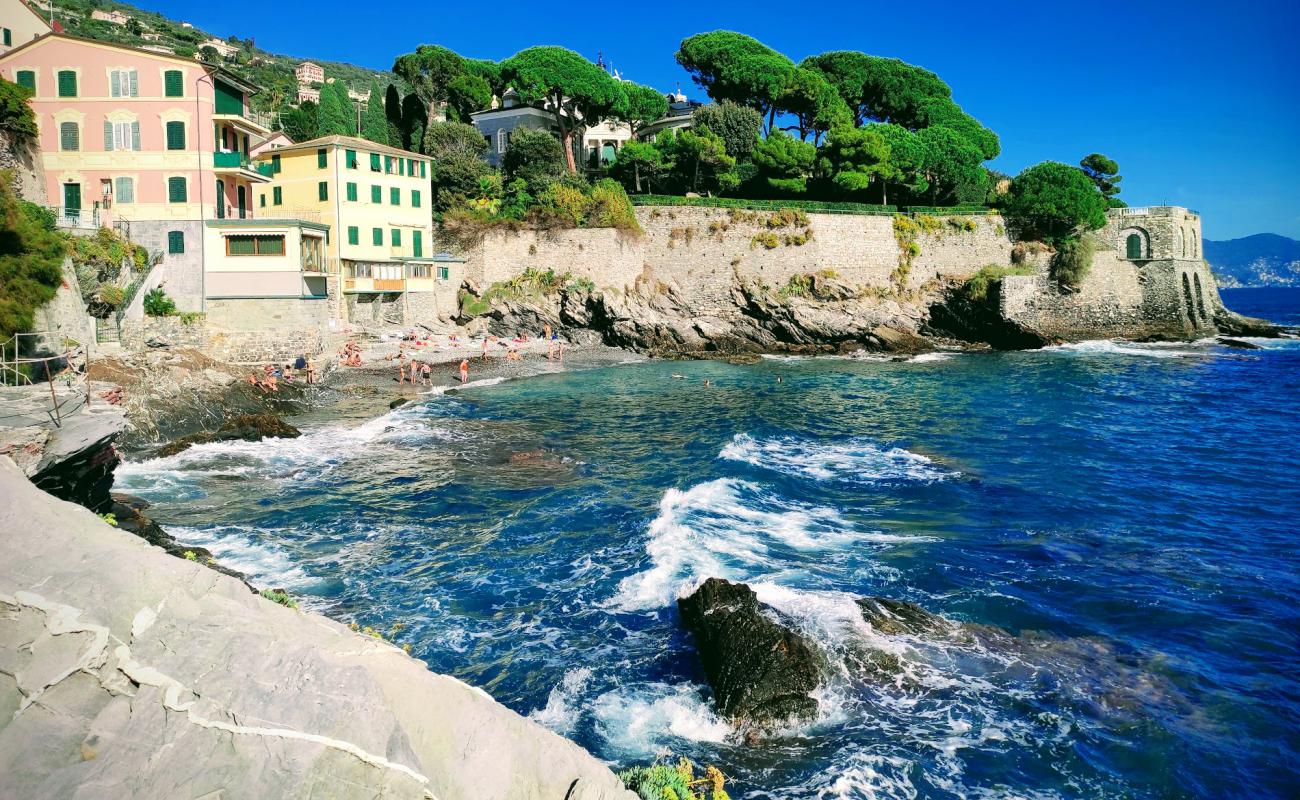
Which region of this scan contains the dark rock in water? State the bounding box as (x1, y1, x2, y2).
(1214, 308, 1280, 338)
(857, 597, 949, 636)
(109, 492, 251, 586)
(1216, 337, 1263, 350)
(925, 287, 1052, 350)
(389, 397, 410, 409)
(155, 413, 301, 457)
(677, 578, 824, 730)
(29, 409, 125, 514)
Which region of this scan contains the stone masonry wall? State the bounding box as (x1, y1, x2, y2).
(205, 297, 331, 332)
(124, 220, 204, 315)
(120, 317, 208, 350)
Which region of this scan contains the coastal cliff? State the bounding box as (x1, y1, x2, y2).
(0, 458, 635, 800)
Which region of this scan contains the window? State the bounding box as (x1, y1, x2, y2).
(2, 28, 10, 47)
(407, 158, 416, 175)
(412, 230, 422, 258)
(384, 155, 393, 173)
(437, 265, 450, 280)
(15, 70, 35, 92)
(318, 181, 328, 201)
(346, 182, 357, 201)
(164, 70, 183, 97)
(370, 153, 381, 171)
(165, 121, 185, 150)
(272, 186, 282, 205)
(57, 70, 77, 97)
(114, 176, 134, 204)
(226, 234, 286, 256)
(317, 148, 327, 168)
(105, 120, 141, 151)
(167, 231, 185, 254)
(347, 226, 359, 245)
(391, 228, 401, 247)
(346, 149, 357, 169)
(259, 193, 266, 208)
(271, 154, 281, 174)
(409, 264, 431, 278)
(167, 177, 187, 203)
(497, 129, 507, 154)
(59, 122, 79, 151)
(420, 161, 427, 178)
(398, 158, 405, 176)
(372, 227, 382, 246)
(1126, 233, 1143, 260)
(390, 187, 399, 206)
(371, 185, 381, 203)
(109, 69, 138, 98)
(411, 189, 421, 208)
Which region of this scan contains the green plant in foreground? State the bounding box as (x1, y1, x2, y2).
(619, 757, 729, 800)
(99, 512, 118, 527)
(961, 264, 1037, 302)
(143, 286, 177, 317)
(183, 550, 197, 561)
(260, 588, 299, 609)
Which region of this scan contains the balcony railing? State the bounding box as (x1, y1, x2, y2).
(242, 108, 275, 130)
(213, 151, 253, 170)
(49, 206, 100, 230)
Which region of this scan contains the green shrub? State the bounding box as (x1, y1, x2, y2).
(142, 286, 177, 317)
(260, 588, 299, 609)
(618, 758, 729, 800)
(97, 285, 126, 308)
(0, 171, 65, 341)
(0, 77, 37, 143)
(178, 311, 204, 325)
(632, 194, 898, 216)
(750, 232, 780, 249)
(1051, 235, 1096, 289)
(961, 264, 1037, 302)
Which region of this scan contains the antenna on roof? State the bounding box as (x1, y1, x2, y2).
(596, 50, 606, 71)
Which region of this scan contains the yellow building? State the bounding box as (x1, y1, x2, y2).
(252, 135, 452, 323)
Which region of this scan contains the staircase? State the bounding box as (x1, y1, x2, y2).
(95, 319, 120, 346)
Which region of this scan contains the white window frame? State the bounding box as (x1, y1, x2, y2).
(497, 128, 507, 154)
(109, 69, 138, 98)
(111, 121, 138, 151)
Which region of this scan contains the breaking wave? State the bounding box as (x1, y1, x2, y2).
(719, 433, 955, 484)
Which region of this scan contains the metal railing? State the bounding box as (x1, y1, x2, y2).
(49, 206, 100, 229)
(213, 151, 254, 170)
(0, 333, 90, 428)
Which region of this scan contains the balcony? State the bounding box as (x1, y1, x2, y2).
(212, 108, 274, 136)
(213, 151, 272, 183)
(49, 206, 100, 230)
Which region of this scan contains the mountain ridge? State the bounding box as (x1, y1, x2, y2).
(1204, 233, 1300, 288)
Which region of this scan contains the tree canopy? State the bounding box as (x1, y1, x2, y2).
(315, 81, 353, 137)
(820, 125, 891, 197)
(752, 131, 817, 194)
(1079, 153, 1123, 206)
(801, 51, 951, 128)
(676, 31, 795, 133)
(692, 101, 762, 160)
(361, 80, 389, 145)
(612, 83, 669, 137)
(502, 128, 567, 187)
(423, 121, 491, 212)
(1004, 161, 1108, 243)
(499, 46, 624, 173)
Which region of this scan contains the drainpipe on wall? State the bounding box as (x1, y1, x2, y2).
(194, 71, 214, 313)
(333, 141, 343, 323)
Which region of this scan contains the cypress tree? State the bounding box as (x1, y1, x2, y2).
(361, 81, 389, 145)
(385, 85, 404, 149)
(315, 81, 352, 137)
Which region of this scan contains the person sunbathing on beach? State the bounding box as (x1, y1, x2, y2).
(247, 372, 263, 391)
(263, 374, 278, 392)
(506, 348, 521, 361)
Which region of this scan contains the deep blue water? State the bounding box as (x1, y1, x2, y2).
(116, 288, 1300, 799)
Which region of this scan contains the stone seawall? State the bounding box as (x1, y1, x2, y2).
(120, 317, 326, 364)
(0, 458, 635, 799)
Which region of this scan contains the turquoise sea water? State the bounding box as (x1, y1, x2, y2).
(116, 288, 1300, 799)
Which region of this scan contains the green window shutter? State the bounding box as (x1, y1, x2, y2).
(272, 186, 282, 205)
(318, 181, 328, 201)
(347, 226, 359, 245)
(317, 148, 327, 168)
(420, 161, 427, 178)
(390, 228, 401, 246)
(115, 177, 134, 203)
(3, 29, 11, 47)
(412, 230, 422, 258)
(390, 187, 399, 206)
(164, 70, 183, 97)
(15, 70, 34, 91)
(103, 121, 113, 150)
(128, 70, 138, 97)
(57, 70, 76, 97)
(370, 153, 381, 171)
(371, 185, 381, 203)
(59, 122, 78, 151)
(165, 121, 185, 150)
(346, 182, 357, 201)
(167, 231, 185, 254)
(259, 193, 266, 208)
(411, 190, 420, 208)
(258, 235, 284, 256)
(372, 227, 382, 246)
(271, 154, 281, 174)
(131, 121, 140, 151)
(168, 177, 187, 202)
(346, 149, 357, 169)
(438, 265, 449, 280)
(228, 236, 256, 255)
(384, 155, 392, 173)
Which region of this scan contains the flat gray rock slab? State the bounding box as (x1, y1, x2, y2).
(0, 458, 633, 800)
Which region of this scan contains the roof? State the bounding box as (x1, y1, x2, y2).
(0, 32, 261, 94)
(257, 134, 430, 162)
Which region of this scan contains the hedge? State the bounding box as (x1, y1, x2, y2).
(628, 195, 998, 217)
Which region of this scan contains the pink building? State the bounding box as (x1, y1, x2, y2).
(0, 33, 275, 310)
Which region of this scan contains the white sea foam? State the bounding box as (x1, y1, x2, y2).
(1040, 339, 1201, 359)
(720, 433, 954, 484)
(591, 681, 732, 756)
(419, 375, 508, 395)
(907, 352, 956, 363)
(612, 478, 911, 611)
(529, 667, 593, 735)
(167, 524, 311, 589)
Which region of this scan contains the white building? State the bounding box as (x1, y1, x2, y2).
(294, 61, 324, 84)
(90, 9, 128, 26)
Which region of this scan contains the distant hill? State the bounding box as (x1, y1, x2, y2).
(1204, 233, 1300, 288)
(33, 0, 406, 125)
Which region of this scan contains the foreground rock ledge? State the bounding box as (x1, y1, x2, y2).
(0, 458, 633, 800)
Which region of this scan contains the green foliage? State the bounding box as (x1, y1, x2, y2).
(751, 231, 780, 249)
(614, 82, 670, 136)
(361, 80, 389, 145)
(424, 122, 491, 212)
(676, 31, 795, 129)
(1004, 161, 1108, 243)
(142, 286, 177, 317)
(500, 46, 625, 172)
(97, 285, 126, 309)
(0, 172, 66, 340)
(177, 311, 204, 325)
(661, 129, 738, 195)
(779, 66, 852, 141)
(280, 102, 316, 143)
(960, 263, 1036, 302)
(99, 512, 118, 527)
(1050, 235, 1096, 289)
(586, 179, 640, 230)
(260, 589, 299, 609)
(800, 50, 951, 128)
(618, 758, 729, 800)
(502, 128, 566, 187)
(1079, 153, 1123, 203)
(752, 131, 817, 193)
(691, 101, 762, 160)
(820, 125, 891, 196)
(630, 195, 899, 215)
(315, 80, 353, 137)
(183, 550, 198, 561)
(611, 140, 674, 194)
(917, 126, 988, 205)
(392, 44, 470, 124)
(917, 98, 1000, 160)
(447, 73, 492, 123)
(0, 77, 37, 143)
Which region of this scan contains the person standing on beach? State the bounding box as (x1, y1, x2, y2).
(305, 355, 316, 385)
(422, 361, 432, 386)
(459, 359, 469, 383)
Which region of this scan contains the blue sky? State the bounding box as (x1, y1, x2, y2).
(144, 0, 1299, 239)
